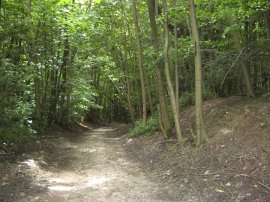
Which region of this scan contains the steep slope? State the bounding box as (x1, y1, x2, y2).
(126, 96, 270, 202)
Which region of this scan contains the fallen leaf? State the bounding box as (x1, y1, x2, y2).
(204, 170, 210, 175)
(225, 182, 231, 187)
(215, 188, 224, 193)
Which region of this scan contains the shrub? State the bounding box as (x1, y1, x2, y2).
(203, 89, 218, 100)
(0, 101, 35, 143)
(128, 115, 159, 137)
(179, 90, 217, 108)
(180, 91, 195, 107)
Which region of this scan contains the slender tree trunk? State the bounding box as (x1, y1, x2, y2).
(57, 37, 70, 125)
(125, 19, 138, 122)
(147, 0, 171, 138)
(127, 78, 135, 123)
(265, 8, 270, 91)
(227, 18, 255, 97)
(124, 55, 135, 123)
(122, 20, 135, 122)
(188, 0, 207, 145)
(163, 0, 183, 143)
(32, 21, 42, 123)
(144, 69, 154, 115)
(174, 0, 180, 114)
(48, 37, 62, 125)
(132, 0, 147, 123)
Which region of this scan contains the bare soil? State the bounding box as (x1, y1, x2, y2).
(0, 96, 270, 202)
(126, 96, 270, 202)
(0, 123, 179, 202)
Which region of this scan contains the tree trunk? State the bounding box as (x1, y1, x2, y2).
(163, 0, 183, 143)
(145, 70, 154, 115)
(57, 37, 70, 125)
(173, 0, 180, 114)
(188, 0, 207, 145)
(227, 18, 255, 97)
(122, 19, 135, 123)
(30, 20, 42, 124)
(265, 8, 270, 91)
(147, 0, 171, 138)
(132, 0, 147, 123)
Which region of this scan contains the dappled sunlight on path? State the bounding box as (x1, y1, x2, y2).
(14, 126, 178, 202)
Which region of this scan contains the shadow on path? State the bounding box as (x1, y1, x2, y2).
(1, 124, 178, 202)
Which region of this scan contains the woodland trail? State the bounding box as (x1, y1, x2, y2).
(2, 124, 179, 202)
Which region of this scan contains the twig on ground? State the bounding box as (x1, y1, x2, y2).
(190, 183, 203, 201)
(191, 171, 220, 176)
(221, 183, 234, 197)
(234, 171, 270, 192)
(161, 139, 178, 143)
(255, 180, 270, 192)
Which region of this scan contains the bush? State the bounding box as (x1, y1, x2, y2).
(180, 91, 195, 107)
(179, 90, 217, 108)
(0, 59, 36, 143)
(203, 89, 218, 100)
(0, 101, 35, 143)
(128, 115, 159, 137)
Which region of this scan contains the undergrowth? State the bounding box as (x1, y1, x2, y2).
(128, 115, 159, 137)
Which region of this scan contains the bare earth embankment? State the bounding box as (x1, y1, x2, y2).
(126, 96, 270, 201)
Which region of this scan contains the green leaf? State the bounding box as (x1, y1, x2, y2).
(222, 25, 239, 38)
(93, 0, 101, 4)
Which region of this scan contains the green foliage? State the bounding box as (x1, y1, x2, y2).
(0, 58, 36, 143)
(203, 89, 218, 100)
(69, 74, 101, 122)
(0, 127, 34, 144)
(0, 101, 35, 144)
(180, 92, 195, 107)
(0, 0, 103, 141)
(179, 90, 217, 107)
(1, 0, 269, 144)
(93, 0, 101, 4)
(129, 115, 159, 137)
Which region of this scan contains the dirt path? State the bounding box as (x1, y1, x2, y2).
(1, 124, 179, 202)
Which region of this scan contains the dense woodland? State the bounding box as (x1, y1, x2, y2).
(0, 0, 269, 144)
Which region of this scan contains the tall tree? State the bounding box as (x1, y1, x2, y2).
(174, 0, 180, 114)
(226, 17, 255, 97)
(132, 0, 147, 123)
(188, 0, 207, 145)
(163, 0, 183, 143)
(147, 0, 172, 138)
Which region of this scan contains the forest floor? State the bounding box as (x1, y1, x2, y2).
(0, 96, 270, 202)
(0, 123, 179, 202)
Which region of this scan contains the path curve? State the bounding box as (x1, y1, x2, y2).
(13, 124, 178, 202)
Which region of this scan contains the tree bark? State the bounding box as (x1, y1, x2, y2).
(188, 0, 207, 145)
(57, 37, 70, 125)
(147, 0, 171, 138)
(163, 0, 183, 143)
(132, 0, 147, 123)
(122, 17, 135, 123)
(173, 0, 180, 114)
(265, 8, 270, 91)
(227, 17, 255, 97)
